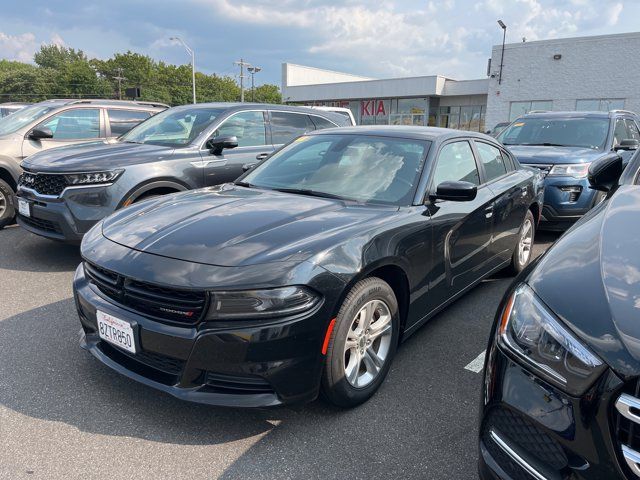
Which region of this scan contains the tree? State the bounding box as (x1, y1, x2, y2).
(34, 45, 87, 70)
(252, 84, 282, 104)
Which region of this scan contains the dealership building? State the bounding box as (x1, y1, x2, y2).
(281, 31, 640, 132)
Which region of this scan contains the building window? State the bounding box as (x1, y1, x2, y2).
(509, 101, 553, 120)
(576, 98, 625, 112)
(433, 105, 485, 132)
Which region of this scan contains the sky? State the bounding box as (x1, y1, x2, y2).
(0, 0, 637, 86)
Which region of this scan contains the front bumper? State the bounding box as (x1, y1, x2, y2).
(73, 263, 333, 407)
(479, 343, 629, 479)
(539, 176, 600, 230)
(16, 185, 118, 243)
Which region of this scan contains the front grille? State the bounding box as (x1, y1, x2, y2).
(522, 163, 552, 178)
(19, 215, 62, 234)
(613, 379, 640, 477)
(204, 372, 274, 395)
(19, 171, 69, 196)
(84, 261, 208, 325)
(99, 342, 183, 385)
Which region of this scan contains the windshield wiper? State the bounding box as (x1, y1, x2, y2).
(271, 187, 354, 201)
(521, 142, 567, 147)
(234, 180, 255, 188)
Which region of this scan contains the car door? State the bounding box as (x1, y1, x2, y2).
(22, 107, 104, 158)
(612, 117, 638, 166)
(201, 110, 272, 186)
(422, 139, 495, 313)
(106, 109, 152, 139)
(269, 111, 317, 148)
(474, 140, 529, 264)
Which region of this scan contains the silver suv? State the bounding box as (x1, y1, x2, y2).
(0, 99, 167, 228)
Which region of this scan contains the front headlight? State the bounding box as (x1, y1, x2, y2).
(499, 283, 605, 395)
(65, 169, 124, 185)
(548, 163, 591, 178)
(205, 286, 321, 320)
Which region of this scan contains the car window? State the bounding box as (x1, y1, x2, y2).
(475, 141, 508, 181)
(0, 104, 58, 136)
(214, 111, 267, 147)
(498, 117, 609, 150)
(625, 119, 640, 142)
(108, 109, 151, 136)
(613, 118, 628, 148)
(37, 108, 100, 140)
(270, 112, 315, 145)
(432, 141, 480, 187)
(310, 115, 338, 130)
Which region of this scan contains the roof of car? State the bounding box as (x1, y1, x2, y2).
(521, 110, 638, 119)
(308, 125, 497, 142)
(34, 99, 168, 110)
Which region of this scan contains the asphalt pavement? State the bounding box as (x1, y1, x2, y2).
(0, 225, 557, 480)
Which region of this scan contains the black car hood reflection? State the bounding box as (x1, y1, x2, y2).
(101, 185, 398, 267)
(21, 140, 174, 172)
(528, 185, 640, 378)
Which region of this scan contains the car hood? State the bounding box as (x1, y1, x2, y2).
(528, 185, 640, 378)
(101, 185, 397, 267)
(21, 141, 175, 172)
(507, 145, 605, 165)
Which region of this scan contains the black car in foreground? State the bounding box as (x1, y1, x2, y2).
(479, 150, 640, 479)
(74, 126, 542, 408)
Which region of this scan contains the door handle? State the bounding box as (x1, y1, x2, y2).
(485, 206, 494, 219)
(520, 186, 528, 197)
(256, 153, 269, 161)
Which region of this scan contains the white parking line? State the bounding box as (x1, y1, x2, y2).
(464, 350, 486, 373)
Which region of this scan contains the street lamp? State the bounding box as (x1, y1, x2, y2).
(170, 36, 196, 104)
(247, 66, 262, 102)
(497, 20, 507, 85)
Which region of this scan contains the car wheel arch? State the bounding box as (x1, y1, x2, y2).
(118, 179, 190, 209)
(529, 201, 540, 225)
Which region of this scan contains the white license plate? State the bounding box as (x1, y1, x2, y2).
(96, 310, 136, 354)
(18, 198, 30, 217)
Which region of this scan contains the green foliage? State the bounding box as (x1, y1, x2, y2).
(0, 45, 282, 106)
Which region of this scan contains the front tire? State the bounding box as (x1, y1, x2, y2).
(507, 209, 535, 275)
(321, 277, 399, 408)
(0, 179, 16, 230)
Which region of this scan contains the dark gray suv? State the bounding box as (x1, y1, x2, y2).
(16, 103, 348, 243)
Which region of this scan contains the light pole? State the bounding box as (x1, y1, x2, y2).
(497, 20, 507, 85)
(247, 66, 261, 102)
(170, 36, 196, 104)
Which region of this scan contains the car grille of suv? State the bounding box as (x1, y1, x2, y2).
(83, 261, 208, 325)
(521, 163, 552, 178)
(19, 171, 69, 196)
(613, 379, 640, 477)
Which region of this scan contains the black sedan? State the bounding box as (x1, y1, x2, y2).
(73, 126, 542, 408)
(479, 150, 640, 478)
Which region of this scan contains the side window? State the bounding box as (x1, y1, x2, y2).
(214, 111, 266, 147)
(310, 115, 338, 130)
(613, 118, 628, 147)
(432, 141, 480, 188)
(475, 142, 508, 181)
(38, 108, 100, 140)
(108, 109, 151, 136)
(270, 112, 315, 145)
(501, 151, 514, 171)
(624, 119, 640, 141)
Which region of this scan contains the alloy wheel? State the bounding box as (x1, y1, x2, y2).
(343, 299, 393, 388)
(0, 190, 6, 218)
(518, 218, 533, 266)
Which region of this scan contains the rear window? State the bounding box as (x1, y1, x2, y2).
(108, 109, 151, 136)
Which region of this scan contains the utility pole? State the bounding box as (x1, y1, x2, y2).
(114, 68, 126, 100)
(247, 66, 261, 102)
(234, 59, 252, 102)
(169, 37, 196, 104)
(497, 20, 507, 85)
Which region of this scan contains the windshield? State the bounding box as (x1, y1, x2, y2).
(498, 117, 609, 149)
(0, 104, 58, 136)
(120, 107, 224, 147)
(241, 134, 429, 206)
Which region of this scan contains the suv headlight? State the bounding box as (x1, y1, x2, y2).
(65, 169, 124, 185)
(548, 163, 590, 178)
(499, 283, 605, 395)
(205, 286, 321, 320)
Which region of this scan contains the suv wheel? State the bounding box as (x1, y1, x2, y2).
(321, 277, 399, 408)
(0, 179, 16, 230)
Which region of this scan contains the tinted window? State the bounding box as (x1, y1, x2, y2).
(498, 117, 609, 150)
(243, 134, 428, 206)
(432, 141, 480, 187)
(38, 108, 100, 140)
(214, 111, 266, 147)
(108, 109, 151, 136)
(310, 115, 338, 130)
(476, 142, 508, 181)
(624, 119, 640, 142)
(270, 112, 315, 144)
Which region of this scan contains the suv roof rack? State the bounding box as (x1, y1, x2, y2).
(526, 110, 549, 114)
(65, 99, 169, 109)
(609, 109, 637, 116)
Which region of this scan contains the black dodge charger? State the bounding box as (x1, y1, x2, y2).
(74, 126, 542, 408)
(479, 149, 640, 479)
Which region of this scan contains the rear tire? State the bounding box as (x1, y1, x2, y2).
(321, 277, 399, 408)
(0, 179, 16, 230)
(506, 209, 535, 275)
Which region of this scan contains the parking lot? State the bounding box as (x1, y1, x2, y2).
(0, 225, 557, 480)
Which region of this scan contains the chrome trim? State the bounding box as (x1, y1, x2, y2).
(622, 445, 640, 477)
(489, 428, 548, 480)
(617, 394, 640, 424)
(19, 183, 114, 199)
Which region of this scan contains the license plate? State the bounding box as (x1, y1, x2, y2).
(96, 310, 136, 354)
(18, 198, 30, 217)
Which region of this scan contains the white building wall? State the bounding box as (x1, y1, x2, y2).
(282, 63, 372, 88)
(486, 32, 640, 129)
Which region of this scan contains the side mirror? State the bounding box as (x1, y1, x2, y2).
(242, 162, 257, 172)
(28, 127, 54, 140)
(206, 135, 238, 155)
(616, 139, 639, 151)
(588, 153, 623, 192)
(431, 181, 478, 202)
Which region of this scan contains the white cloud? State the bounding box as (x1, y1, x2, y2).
(0, 31, 67, 63)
